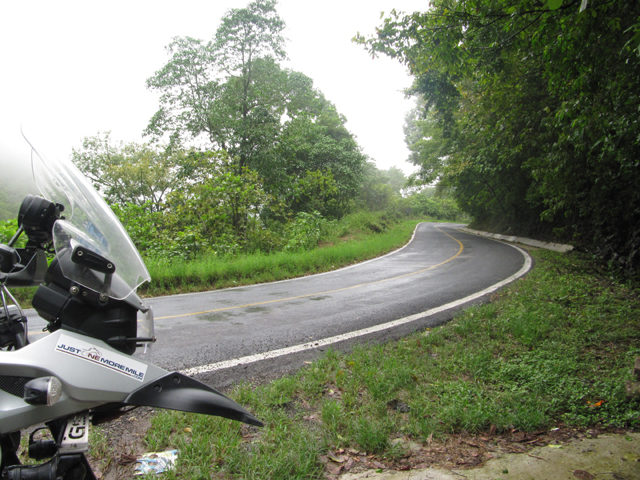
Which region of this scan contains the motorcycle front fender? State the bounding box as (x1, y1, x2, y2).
(123, 372, 263, 427)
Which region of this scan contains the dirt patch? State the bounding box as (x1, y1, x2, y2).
(320, 427, 629, 479)
(87, 407, 154, 480)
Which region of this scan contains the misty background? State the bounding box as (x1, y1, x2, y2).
(0, 0, 425, 211)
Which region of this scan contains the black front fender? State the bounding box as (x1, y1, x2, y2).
(123, 372, 263, 427)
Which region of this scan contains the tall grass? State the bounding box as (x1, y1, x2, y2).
(141, 214, 419, 297)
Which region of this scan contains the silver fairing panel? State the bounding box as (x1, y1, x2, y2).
(0, 331, 167, 434)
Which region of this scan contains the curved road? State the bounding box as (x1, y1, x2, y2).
(138, 223, 530, 386)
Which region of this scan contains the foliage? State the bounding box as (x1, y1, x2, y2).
(0, 219, 19, 245)
(277, 113, 366, 217)
(166, 152, 275, 255)
(105, 151, 275, 261)
(400, 190, 467, 221)
(0, 219, 27, 251)
(358, 0, 640, 274)
(68, 0, 448, 266)
(285, 170, 340, 218)
(71, 132, 189, 211)
(71, 137, 419, 263)
(141, 214, 418, 296)
(145, 0, 365, 218)
(403, 98, 452, 187)
(283, 211, 335, 252)
(109, 203, 169, 256)
(358, 161, 407, 212)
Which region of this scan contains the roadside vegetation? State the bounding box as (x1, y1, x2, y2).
(2, 1, 639, 476)
(142, 213, 421, 296)
(1, 197, 465, 304)
(358, 0, 640, 277)
(130, 248, 640, 478)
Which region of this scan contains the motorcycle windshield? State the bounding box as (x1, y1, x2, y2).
(25, 136, 150, 300)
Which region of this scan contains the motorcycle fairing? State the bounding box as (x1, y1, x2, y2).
(0, 331, 261, 434)
(123, 372, 263, 427)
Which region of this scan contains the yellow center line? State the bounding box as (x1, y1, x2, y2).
(155, 225, 464, 321)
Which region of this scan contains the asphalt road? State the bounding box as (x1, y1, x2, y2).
(23, 223, 530, 386)
(136, 223, 531, 386)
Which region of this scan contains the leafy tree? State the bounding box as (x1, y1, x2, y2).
(146, 0, 365, 218)
(286, 170, 340, 218)
(110, 203, 168, 257)
(283, 210, 335, 252)
(381, 166, 408, 195)
(403, 97, 451, 187)
(401, 189, 465, 221)
(71, 132, 187, 211)
(276, 109, 366, 217)
(358, 161, 408, 212)
(145, 0, 287, 169)
(164, 151, 274, 254)
(104, 150, 274, 259)
(213, 0, 287, 76)
(359, 0, 640, 272)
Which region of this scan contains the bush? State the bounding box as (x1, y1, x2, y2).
(0, 219, 25, 248)
(401, 192, 467, 221)
(284, 211, 335, 252)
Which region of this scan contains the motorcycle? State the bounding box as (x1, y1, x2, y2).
(0, 137, 262, 479)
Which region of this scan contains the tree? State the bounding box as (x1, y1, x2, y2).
(71, 132, 187, 211)
(358, 0, 640, 273)
(98, 149, 275, 259)
(214, 0, 287, 170)
(165, 151, 274, 254)
(145, 0, 365, 219)
(381, 166, 408, 195)
(145, 0, 288, 171)
(403, 97, 451, 187)
(144, 36, 221, 150)
(276, 109, 366, 217)
(358, 161, 408, 212)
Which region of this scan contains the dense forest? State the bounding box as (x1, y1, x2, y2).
(358, 0, 640, 275)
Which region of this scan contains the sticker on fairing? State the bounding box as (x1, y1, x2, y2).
(55, 333, 147, 382)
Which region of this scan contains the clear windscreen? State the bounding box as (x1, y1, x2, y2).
(24, 135, 150, 300)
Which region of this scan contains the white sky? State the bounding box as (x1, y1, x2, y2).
(0, 0, 424, 183)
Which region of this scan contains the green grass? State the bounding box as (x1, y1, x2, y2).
(141, 218, 420, 297)
(136, 249, 640, 478)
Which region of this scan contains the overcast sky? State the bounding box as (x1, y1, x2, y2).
(0, 0, 424, 185)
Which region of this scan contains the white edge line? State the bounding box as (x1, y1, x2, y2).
(149, 222, 458, 301)
(180, 242, 532, 377)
